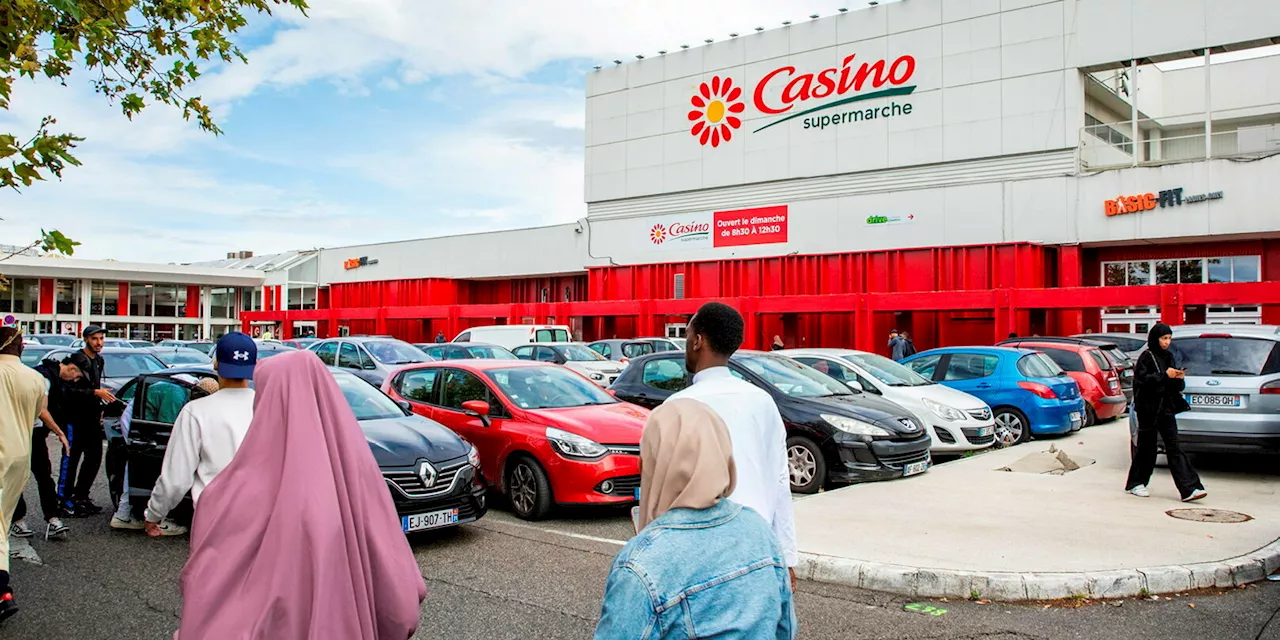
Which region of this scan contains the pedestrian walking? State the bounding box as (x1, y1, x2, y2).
(133, 333, 257, 537)
(10, 353, 82, 540)
(0, 327, 51, 623)
(901, 331, 918, 358)
(1125, 323, 1207, 502)
(175, 350, 425, 640)
(770, 335, 785, 351)
(57, 325, 113, 517)
(888, 330, 908, 360)
(594, 399, 796, 639)
(434, 330, 446, 344)
(669, 302, 798, 587)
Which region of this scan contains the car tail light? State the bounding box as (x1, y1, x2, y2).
(1018, 381, 1058, 399)
(620, 358, 630, 365)
(1200, 333, 1232, 339)
(1262, 381, 1280, 395)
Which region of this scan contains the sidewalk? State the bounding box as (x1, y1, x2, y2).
(793, 422, 1280, 601)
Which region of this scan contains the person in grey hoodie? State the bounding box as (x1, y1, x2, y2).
(888, 330, 908, 360)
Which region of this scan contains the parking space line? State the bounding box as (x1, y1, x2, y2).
(485, 520, 627, 546)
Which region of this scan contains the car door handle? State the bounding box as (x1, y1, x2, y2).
(975, 383, 992, 389)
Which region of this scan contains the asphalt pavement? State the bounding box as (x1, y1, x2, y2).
(4, 465, 1280, 639)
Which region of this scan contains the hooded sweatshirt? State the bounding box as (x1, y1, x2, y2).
(1133, 323, 1184, 416)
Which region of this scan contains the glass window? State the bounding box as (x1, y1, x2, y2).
(1179, 259, 1203, 284)
(621, 342, 654, 358)
(533, 328, 569, 342)
(1207, 258, 1231, 284)
(1039, 348, 1086, 372)
(1232, 256, 1261, 283)
(1155, 260, 1178, 285)
(943, 354, 999, 380)
(534, 347, 558, 362)
(590, 343, 610, 358)
(1017, 353, 1064, 378)
(1170, 337, 1280, 376)
(396, 369, 439, 403)
(363, 341, 429, 365)
(559, 345, 605, 361)
(423, 346, 445, 360)
(842, 352, 934, 387)
(55, 280, 79, 315)
(210, 288, 233, 319)
(1103, 263, 1127, 287)
(90, 281, 120, 315)
(513, 346, 534, 360)
(485, 366, 616, 410)
(142, 379, 190, 423)
(130, 284, 154, 316)
(314, 341, 338, 365)
(735, 355, 850, 398)
(153, 285, 179, 318)
(1127, 261, 1151, 286)
(440, 369, 491, 410)
(465, 346, 517, 360)
(357, 346, 374, 368)
(642, 359, 688, 392)
(11, 278, 37, 313)
(794, 357, 856, 384)
(103, 353, 167, 378)
(907, 354, 942, 379)
(338, 343, 362, 369)
(332, 372, 403, 421)
(1088, 350, 1113, 371)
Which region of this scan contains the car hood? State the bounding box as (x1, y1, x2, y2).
(572, 361, 625, 373)
(524, 402, 648, 445)
(901, 383, 988, 412)
(361, 414, 470, 467)
(798, 393, 921, 434)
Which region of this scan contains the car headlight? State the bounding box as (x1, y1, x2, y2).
(466, 443, 481, 469)
(821, 414, 892, 437)
(590, 372, 604, 380)
(923, 398, 966, 422)
(546, 426, 608, 459)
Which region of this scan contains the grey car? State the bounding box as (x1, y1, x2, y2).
(1075, 333, 1146, 357)
(1163, 325, 1280, 455)
(588, 339, 655, 363)
(308, 337, 433, 386)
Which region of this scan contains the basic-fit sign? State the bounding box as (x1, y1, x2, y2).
(343, 256, 380, 270)
(1105, 188, 1224, 217)
(649, 206, 788, 250)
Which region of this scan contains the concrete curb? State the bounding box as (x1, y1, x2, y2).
(796, 536, 1280, 601)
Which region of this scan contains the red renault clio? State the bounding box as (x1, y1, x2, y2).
(383, 360, 648, 520)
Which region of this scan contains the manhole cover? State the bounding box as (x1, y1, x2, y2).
(1166, 508, 1253, 523)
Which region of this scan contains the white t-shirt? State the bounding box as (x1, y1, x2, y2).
(144, 388, 255, 522)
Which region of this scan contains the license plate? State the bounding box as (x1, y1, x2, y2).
(1186, 394, 1242, 407)
(904, 461, 929, 477)
(976, 426, 993, 437)
(402, 508, 459, 532)
(1070, 411, 1082, 424)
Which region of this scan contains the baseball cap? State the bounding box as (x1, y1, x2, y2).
(82, 325, 106, 338)
(64, 351, 93, 376)
(215, 332, 258, 380)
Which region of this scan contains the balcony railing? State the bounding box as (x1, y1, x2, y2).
(1080, 105, 1280, 171)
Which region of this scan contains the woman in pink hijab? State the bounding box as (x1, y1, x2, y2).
(176, 351, 426, 640)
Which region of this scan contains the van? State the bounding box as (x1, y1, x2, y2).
(453, 325, 572, 350)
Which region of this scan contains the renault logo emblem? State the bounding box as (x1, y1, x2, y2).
(417, 461, 437, 487)
(1207, 380, 1221, 386)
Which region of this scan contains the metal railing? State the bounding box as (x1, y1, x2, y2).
(1080, 107, 1280, 171)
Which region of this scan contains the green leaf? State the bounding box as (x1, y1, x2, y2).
(47, 0, 84, 21)
(39, 230, 80, 256)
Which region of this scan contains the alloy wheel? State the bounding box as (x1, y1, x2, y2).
(510, 463, 537, 515)
(994, 412, 1023, 447)
(788, 445, 817, 486)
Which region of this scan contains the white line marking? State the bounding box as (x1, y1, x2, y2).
(488, 520, 627, 546)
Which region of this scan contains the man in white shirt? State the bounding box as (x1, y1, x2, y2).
(669, 302, 799, 589)
(141, 332, 258, 537)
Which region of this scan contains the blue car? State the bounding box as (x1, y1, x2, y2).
(900, 347, 1085, 447)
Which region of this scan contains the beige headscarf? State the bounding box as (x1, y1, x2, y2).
(193, 377, 221, 398)
(637, 399, 737, 531)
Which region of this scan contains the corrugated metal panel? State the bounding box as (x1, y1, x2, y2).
(586, 150, 1076, 220)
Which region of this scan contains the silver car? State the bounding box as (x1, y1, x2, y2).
(308, 337, 433, 386)
(1166, 325, 1280, 455)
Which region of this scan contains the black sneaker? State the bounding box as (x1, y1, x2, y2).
(0, 592, 17, 624)
(76, 500, 103, 516)
(60, 504, 86, 519)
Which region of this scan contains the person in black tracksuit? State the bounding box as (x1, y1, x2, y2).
(12, 354, 87, 536)
(1124, 323, 1207, 502)
(58, 326, 113, 517)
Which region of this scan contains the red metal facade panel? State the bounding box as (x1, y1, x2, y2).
(186, 286, 201, 318)
(117, 283, 130, 316)
(38, 279, 54, 315)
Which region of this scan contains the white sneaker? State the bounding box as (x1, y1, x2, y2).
(44, 518, 69, 540)
(153, 519, 188, 537)
(8, 520, 33, 538)
(1183, 488, 1208, 502)
(109, 514, 146, 531)
(1129, 485, 1150, 498)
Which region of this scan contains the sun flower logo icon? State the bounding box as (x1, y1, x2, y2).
(688, 76, 745, 147)
(650, 224, 667, 245)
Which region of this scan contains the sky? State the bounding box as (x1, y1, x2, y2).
(0, 0, 858, 263)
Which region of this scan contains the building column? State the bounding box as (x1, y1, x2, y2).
(201, 286, 212, 339)
(79, 278, 92, 333)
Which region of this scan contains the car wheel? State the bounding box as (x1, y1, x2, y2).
(993, 408, 1030, 446)
(1085, 405, 1098, 428)
(786, 436, 825, 495)
(506, 456, 553, 521)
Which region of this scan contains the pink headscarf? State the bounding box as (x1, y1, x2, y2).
(176, 351, 426, 640)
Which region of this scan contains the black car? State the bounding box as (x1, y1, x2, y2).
(414, 342, 519, 361)
(612, 351, 932, 493)
(104, 366, 487, 533)
(43, 347, 168, 394)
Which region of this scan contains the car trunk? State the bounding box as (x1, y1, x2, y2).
(1173, 335, 1280, 435)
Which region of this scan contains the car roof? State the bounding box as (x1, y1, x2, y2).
(912, 346, 1035, 356)
(1170, 325, 1280, 338)
(404, 359, 555, 372)
(524, 342, 587, 347)
(776, 348, 863, 357)
(590, 339, 648, 345)
(999, 339, 1098, 352)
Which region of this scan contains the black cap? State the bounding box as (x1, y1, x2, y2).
(82, 325, 105, 338)
(64, 351, 92, 374)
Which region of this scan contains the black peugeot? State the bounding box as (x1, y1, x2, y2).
(102, 365, 487, 533)
(611, 351, 932, 493)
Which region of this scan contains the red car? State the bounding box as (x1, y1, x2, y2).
(1002, 340, 1127, 426)
(382, 360, 648, 520)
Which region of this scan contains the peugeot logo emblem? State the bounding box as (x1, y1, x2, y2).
(1207, 380, 1221, 386)
(898, 418, 917, 431)
(417, 461, 438, 487)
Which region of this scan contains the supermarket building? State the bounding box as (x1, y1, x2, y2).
(19, 0, 1280, 352)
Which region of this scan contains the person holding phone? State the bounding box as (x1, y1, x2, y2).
(1125, 323, 1206, 502)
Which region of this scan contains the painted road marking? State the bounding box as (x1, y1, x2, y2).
(485, 520, 627, 546)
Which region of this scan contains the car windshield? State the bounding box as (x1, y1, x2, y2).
(154, 350, 212, 366)
(187, 343, 216, 355)
(1017, 353, 1064, 378)
(36, 335, 75, 346)
(670, 338, 686, 350)
(332, 372, 405, 420)
(1170, 337, 1280, 377)
(486, 366, 618, 409)
(364, 341, 430, 365)
(20, 347, 56, 367)
(558, 345, 606, 362)
(256, 347, 295, 360)
(103, 353, 167, 378)
(737, 355, 850, 397)
(466, 346, 518, 360)
(841, 352, 933, 386)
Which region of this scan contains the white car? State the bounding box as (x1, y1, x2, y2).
(781, 348, 999, 453)
(512, 342, 626, 388)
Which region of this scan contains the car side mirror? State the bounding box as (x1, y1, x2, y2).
(396, 400, 412, 415)
(461, 400, 492, 427)
(364, 362, 377, 370)
(845, 379, 863, 392)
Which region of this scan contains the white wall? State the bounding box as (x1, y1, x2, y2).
(1075, 0, 1280, 71)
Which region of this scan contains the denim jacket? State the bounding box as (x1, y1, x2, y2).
(594, 500, 796, 640)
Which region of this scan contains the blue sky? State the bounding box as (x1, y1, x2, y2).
(2, 0, 854, 262)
